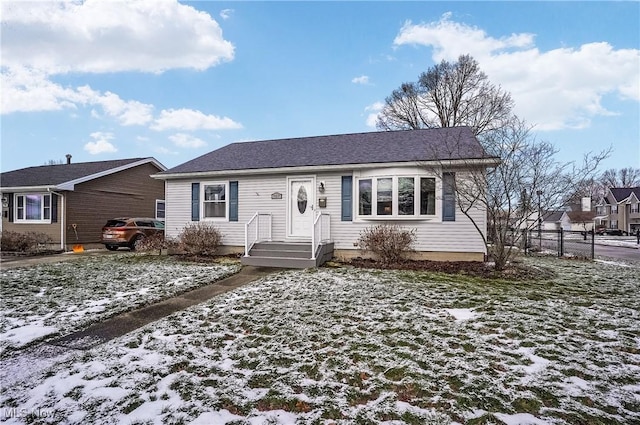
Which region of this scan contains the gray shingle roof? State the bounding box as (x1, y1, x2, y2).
(543, 211, 565, 222)
(161, 127, 493, 175)
(610, 187, 640, 203)
(1, 158, 153, 188)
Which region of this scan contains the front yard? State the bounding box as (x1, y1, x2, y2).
(1, 255, 639, 424)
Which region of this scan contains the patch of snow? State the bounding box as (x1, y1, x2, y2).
(0, 325, 58, 348)
(596, 259, 632, 267)
(192, 410, 244, 424)
(445, 308, 478, 322)
(494, 413, 549, 424)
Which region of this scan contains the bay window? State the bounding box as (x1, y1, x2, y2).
(356, 176, 437, 218)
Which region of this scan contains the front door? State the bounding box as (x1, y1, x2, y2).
(289, 178, 314, 238)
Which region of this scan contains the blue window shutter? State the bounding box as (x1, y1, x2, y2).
(7, 193, 14, 222)
(341, 176, 353, 221)
(191, 183, 200, 221)
(229, 181, 238, 222)
(51, 194, 58, 223)
(443, 172, 455, 221)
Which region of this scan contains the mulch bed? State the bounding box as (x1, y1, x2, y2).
(344, 257, 553, 281)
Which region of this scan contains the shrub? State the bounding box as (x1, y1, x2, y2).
(178, 223, 222, 256)
(356, 224, 416, 265)
(134, 233, 170, 255)
(1, 231, 53, 252)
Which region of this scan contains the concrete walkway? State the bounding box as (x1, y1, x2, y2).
(48, 265, 275, 350)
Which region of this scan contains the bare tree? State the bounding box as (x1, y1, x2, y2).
(376, 55, 513, 136)
(600, 167, 640, 188)
(44, 159, 65, 165)
(424, 118, 609, 271)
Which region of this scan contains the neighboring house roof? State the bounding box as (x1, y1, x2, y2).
(1, 157, 166, 191)
(543, 211, 565, 222)
(158, 127, 498, 177)
(567, 211, 596, 223)
(609, 187, 640, 203)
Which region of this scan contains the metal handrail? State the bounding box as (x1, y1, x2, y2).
(245, 212, 272, 256)
(312, 212, 331, 259)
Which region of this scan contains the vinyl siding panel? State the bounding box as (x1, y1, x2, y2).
(166, 168, 487, 255)
(65, 163, 164, 245)
(317, 171, 486, 254)
(1, 195, 63, 245)
(166, 175, 288, 245)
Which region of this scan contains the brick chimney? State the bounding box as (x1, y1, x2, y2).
(66, 154, 72, 164)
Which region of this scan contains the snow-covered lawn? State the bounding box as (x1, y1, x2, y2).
(1, 256, 639, 424)
(0, 254, 240, 352)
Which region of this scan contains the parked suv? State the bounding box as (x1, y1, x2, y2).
(101, 218, 165, 251)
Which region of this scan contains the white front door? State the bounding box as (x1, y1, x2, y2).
(289, 177, 314, 238)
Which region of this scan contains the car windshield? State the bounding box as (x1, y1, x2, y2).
(104, 220, 128, 227)
(153, 221, 165, 229)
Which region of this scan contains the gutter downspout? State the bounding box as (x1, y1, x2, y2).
(48, 189, 65, 251)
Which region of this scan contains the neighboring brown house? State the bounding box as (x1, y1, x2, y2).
(1, 157, 166, 250)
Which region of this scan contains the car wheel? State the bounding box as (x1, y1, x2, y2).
(105, 245, 119, 251)
(130, 235, 144, 251)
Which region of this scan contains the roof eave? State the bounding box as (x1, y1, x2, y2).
(152, 157, 501, 180)
(0, 185, 58, 192)
(58, 158, 166, 190)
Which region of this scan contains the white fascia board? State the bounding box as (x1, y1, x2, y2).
(0, 185, 57, 192)
(57, 158, 167, 190)
(152, 157, 501, 180)
(626, 192, 639, 204)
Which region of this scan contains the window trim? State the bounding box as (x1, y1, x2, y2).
(14, 193, 52, 224)
(200, 181, 229, 221)
(155, 199, 166, 221)
(354, 174, 439, 221)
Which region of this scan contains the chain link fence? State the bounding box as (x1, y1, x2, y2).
(524, 229, 595, 259)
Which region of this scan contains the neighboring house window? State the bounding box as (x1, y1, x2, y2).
(631, 203, 639, 214)
(202, 182, 228, 220)
(156, 200, 166, 220)
(356, 176, 437, 218)
(611, 205, 618, 214)
(596, 206, 606, 215)
(442, 172, 456, 221)
(611, 220, 618, 229)
(15, 194, 51, 223)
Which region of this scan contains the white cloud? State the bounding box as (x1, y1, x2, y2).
(0, 68, 155, 125)
(169, 133, 207, 148)
(152, 109, 243, 131)
(220, 9, 234, 20)
(364, 102, 384, 128)
(84, 132, 118, 155)
(393, 14, 640, 130)
(352, 75, 370, 85)
(1, 0, 234, 74)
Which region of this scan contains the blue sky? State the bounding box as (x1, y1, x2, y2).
(1, 1, 639, 173)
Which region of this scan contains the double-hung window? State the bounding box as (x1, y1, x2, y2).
(15, 194, 51, 223)
(155, 200, 166, 220)
(202, 183, 227, 220)
(356, 176, 437, 218)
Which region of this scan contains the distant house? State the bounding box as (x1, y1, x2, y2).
(1, 157, 166, 250)
(153, 127, 500, 268)
(595, 187, 640, 234)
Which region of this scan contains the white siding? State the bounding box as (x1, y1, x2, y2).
(316, 171, 486, 254)
(165, 168, 487, 254)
